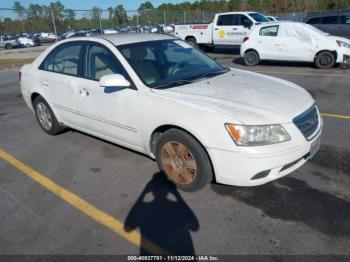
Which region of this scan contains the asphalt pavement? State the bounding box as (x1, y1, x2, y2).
(0, 51, 349, 256)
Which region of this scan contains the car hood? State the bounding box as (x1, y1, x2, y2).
(152, 69, 314, 124)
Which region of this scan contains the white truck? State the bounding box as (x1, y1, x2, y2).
(175, 11, 269, 50)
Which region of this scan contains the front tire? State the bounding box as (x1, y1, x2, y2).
(155, 129, 213, 192)
(315, 51, 335, 69)
(5, 43, 12, 49)
(33, 96, 64, 135)
(244, 50, 260, 66)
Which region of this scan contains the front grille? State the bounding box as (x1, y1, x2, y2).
(293, 104, 319, 140)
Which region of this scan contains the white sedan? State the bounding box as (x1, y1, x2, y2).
(20, 34, 322, 191)
(241, 22, 350, 68)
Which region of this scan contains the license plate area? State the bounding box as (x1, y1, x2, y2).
(310, 136, 321, 159)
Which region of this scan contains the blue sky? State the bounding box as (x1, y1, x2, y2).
(2, 0, 193, 11)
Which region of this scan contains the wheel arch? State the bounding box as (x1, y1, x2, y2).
(149, 124, 215, 181)
(185, 35, 197, 42)
(244, 48, 259, 56)
(314, 50, 338, 61)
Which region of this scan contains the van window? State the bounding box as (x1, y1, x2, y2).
(307, 17, 321, 24)
(340, 16, 350, 24)
(217, 15, 234, 26)
(321, 16, 339, 24)
(260, 26, 279, 37)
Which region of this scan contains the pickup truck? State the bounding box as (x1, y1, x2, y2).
(0, 36, 18, 49)
(175, 11, 269, 49)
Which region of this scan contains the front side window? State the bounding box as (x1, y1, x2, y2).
(217, 15, 234, 26)
(40, 43, 82, 76)
(321, 16, 339, 24)
(235, 15, 252, 26)
(260, 26, 279, 37)
(84, 43, 125, 81)
(118, 40, 226, 88)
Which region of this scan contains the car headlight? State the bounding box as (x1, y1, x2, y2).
(225, 124, 291, 146)
(336, 40, 350, 48)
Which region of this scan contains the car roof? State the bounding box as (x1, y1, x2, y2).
(304, 9, 350, 19)
(91, 33, 176, 46)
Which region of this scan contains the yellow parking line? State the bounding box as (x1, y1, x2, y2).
(321, 113, 350, 120)
(0, 148, 167, 255)
(254, 71, 350, 77)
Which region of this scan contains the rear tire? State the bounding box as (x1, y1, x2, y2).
(244, 50, 260, 66)
(155, 129, 213, 192)
(5, 43, 12, 49)
(33, 96, 64, 135)
(315, 51, 335, 69)
(186, 37, 197, 47)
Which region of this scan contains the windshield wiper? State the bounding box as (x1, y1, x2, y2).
(191, 68, 230, 81)
(153, 79, 196, 89)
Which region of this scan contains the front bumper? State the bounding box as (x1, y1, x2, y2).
(207, 121, 322, 187)
(336, 47, 350, 64)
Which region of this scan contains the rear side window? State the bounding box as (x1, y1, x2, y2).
(84, 43, 126, 81)
(260, 26, 279, 37)
(340, 16, 350, 24)
(321, 16, 339, 24)
(217, 15, 234, 26)
(306, 17, 321, 24)
(40, 43, 82, 76)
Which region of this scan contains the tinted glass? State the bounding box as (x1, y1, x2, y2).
(217, 15, 234, 26)
(307, 17, 321, 24)
(321, 16, 339, 24)
(41, 43, 82, 76)
(248, 12, 269, 23)
(340, 15, 350, 24)
(84, 43, 125, 81)
(235, 15, 251, 26)
(118, 40, 226, 88)
(260, 26, 279, 36)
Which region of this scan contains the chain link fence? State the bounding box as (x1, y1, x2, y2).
(0, 7, 332, 36)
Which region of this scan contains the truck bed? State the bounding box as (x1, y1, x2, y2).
(175, 23, 213, 45)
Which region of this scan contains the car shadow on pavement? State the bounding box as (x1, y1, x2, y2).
(124, 173, 199, 255)
(211, 176, 350, 237)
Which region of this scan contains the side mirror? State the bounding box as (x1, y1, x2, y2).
(99, 74, 131, 93)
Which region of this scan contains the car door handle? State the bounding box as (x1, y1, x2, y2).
(79, 88, 90, 96)
(214, 28, 219, 30)
(232, 28, 238, 31)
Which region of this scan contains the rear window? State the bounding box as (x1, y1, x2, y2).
(306, 17, 321, 24)
(321, 16, 339, 24)
(340, 15, 350, 24)
(217, 15, 234, 26)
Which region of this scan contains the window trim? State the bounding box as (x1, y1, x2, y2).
(38, 40, 137, 90)
(259, 25, 280, 37)
(39, 41, 84, 77)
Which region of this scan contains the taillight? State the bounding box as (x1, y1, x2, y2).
(243, 37, 249, 43)
(19, 71, 22, 82)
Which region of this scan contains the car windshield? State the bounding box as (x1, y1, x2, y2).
(249, 12, 269, 23)
(117, 39, 227, 88)
(302, 23, 329, 36)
